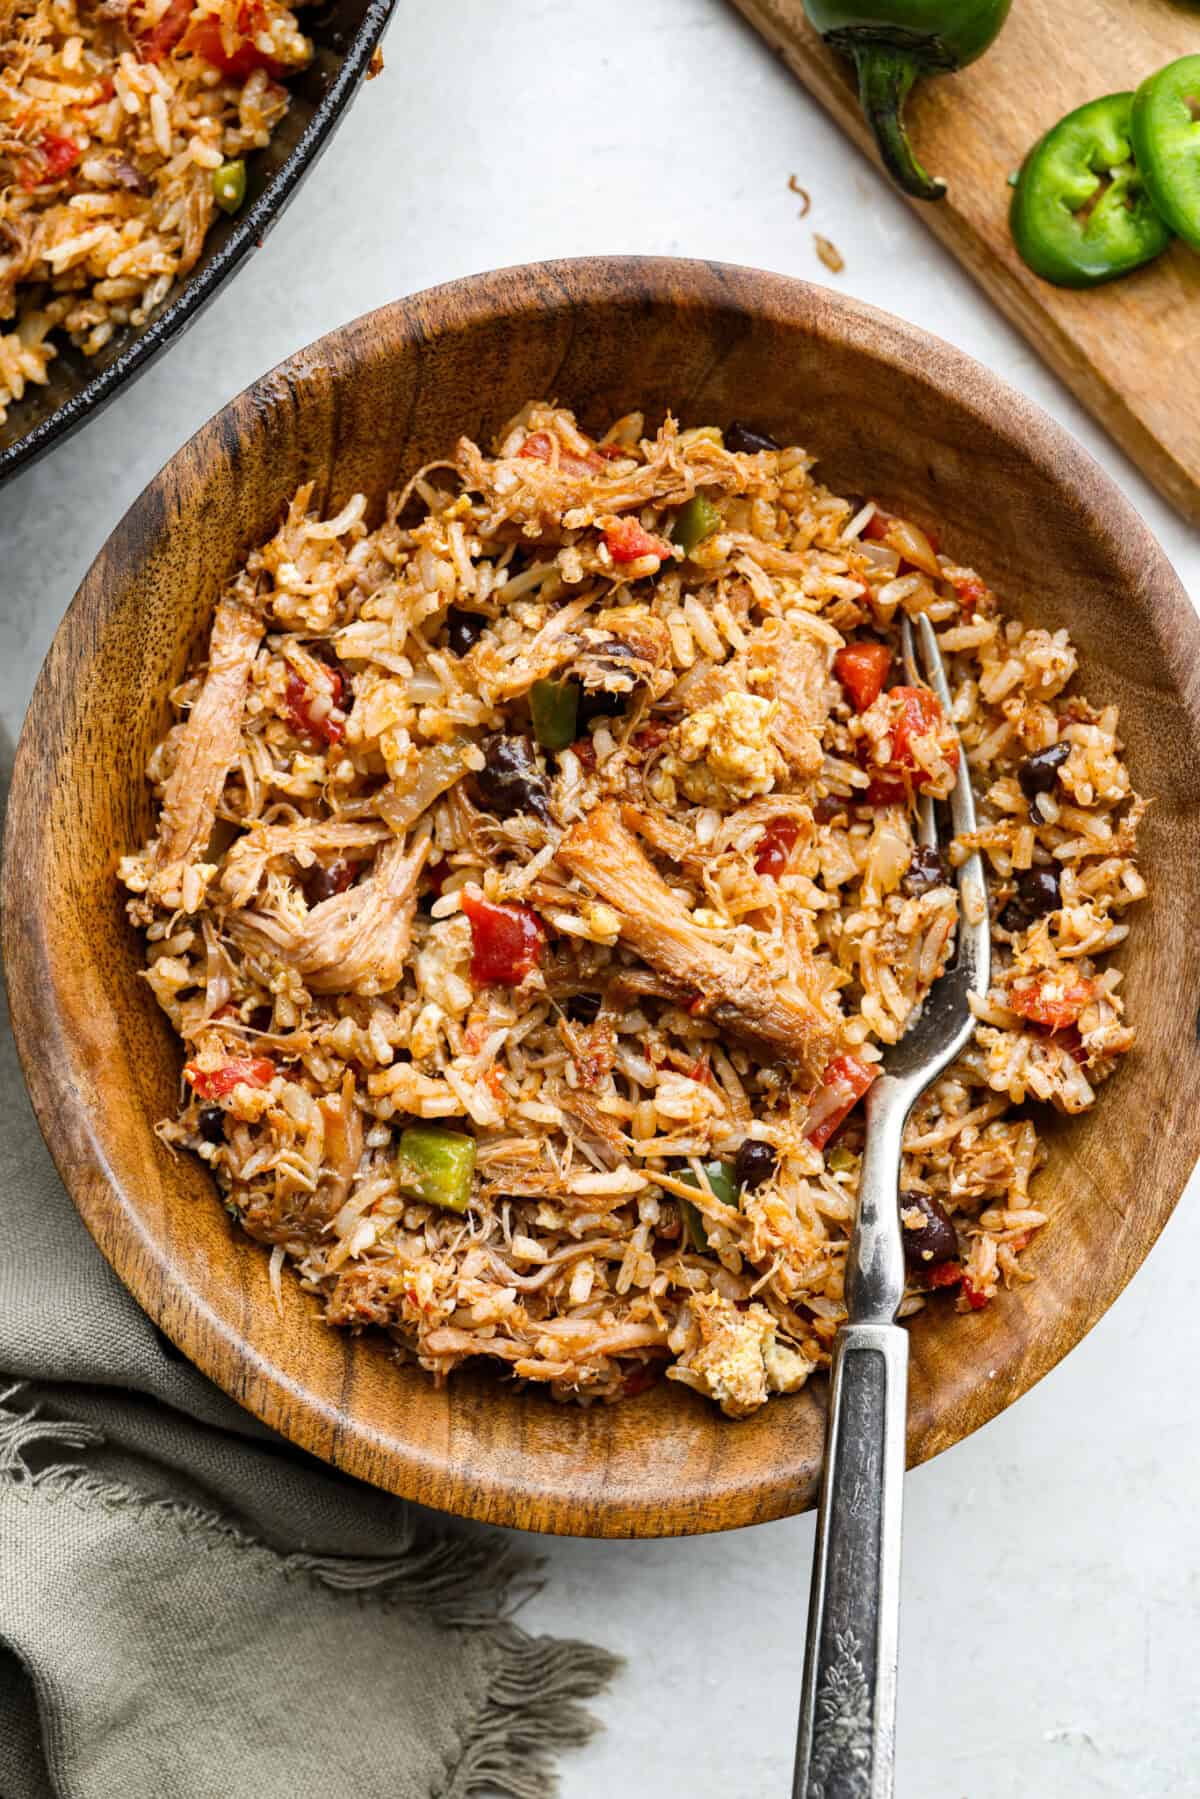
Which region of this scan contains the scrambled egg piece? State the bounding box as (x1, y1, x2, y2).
(681, 1290, 814, 1418)
(415, 916, 475, 1018)
(666, 690, 782, 806)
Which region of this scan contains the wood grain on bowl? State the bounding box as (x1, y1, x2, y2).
(6, 258, 1200, 1536)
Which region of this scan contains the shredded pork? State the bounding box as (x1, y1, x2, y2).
(119, 402, 1144, 1416)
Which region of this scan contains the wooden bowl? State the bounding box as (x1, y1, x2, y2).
(7, 258, 1200, 1537)
(0, 0, 394, 485)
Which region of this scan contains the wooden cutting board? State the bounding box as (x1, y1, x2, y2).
(729, 0, 1200, 525)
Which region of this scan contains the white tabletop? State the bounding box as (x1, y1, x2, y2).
(4, 3, 1197, 1794)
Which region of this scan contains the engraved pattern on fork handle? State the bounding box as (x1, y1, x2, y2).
(794, 1077, 914, 1799)
(793, 1324, 909, 1799)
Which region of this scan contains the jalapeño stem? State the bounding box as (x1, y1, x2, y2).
(853, 47, 947, 203)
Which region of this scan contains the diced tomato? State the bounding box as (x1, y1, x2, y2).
(185, 1056, 276, 1100)
(284, 666, 346, 745)
(19, 132, 80, 190)
(570, 737, 597, 771)
(962, 1278, 989, 1311)
(861, 686, 958, 805)
(623, 1359, 665, 1397)
(925, 1259, 964, 1290)
(863, 775, 908, 807)
(518, 430, 603, 476)
(1009, 978, 1095, 1034)
(754, 816, 800, 878)
(887, 687, 953, 772)
(41, 132, 81, 177)
(834, 641, 891, 713)
(138, 0, 193, 62)
(518, 431, 554, 460)
(180, 1, 289, 77)
(461, 889, 545, 984)
(950, 572, 988, 614)
(805, 1054, 878, 1149)
(603, 518, 672, 565)
(632, 723, 669, 753)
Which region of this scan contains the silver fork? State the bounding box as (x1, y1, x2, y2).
(792, 614, 991, 1799)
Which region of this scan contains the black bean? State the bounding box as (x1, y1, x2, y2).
(1017, 742, 1069, 806)
(999, 866, 1061, 933)
(576, 638, 642, 723)
(1019, 866, 1061, 914)
(734, 1138, 779, 1191)
(899, 1190, 959, 1269)
(725, 421, 780, 454)
(302, 860, 354, 907)
(577, 688, 628, 725)
(197, 1107, 225, 1145)
(445, 607, 488, 658)
(902, 845, 946, 897)
(566, 992, 602, 1024)
(472, 734, 551, 823)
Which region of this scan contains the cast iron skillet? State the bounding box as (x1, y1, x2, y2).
(0, 0, 393, 483)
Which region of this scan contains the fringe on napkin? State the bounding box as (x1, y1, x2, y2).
(0, 1381, 621, 1798)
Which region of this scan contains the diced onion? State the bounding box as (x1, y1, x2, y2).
(377, 740, 469, 833)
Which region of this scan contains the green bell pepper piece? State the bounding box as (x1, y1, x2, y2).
(1011, 94, 1172, 288)
(395, 1125, 476, 1212)
(672, 495, 722, 555)
(530, 678, 580, 751)
(803, 0, 1012, 201)
(212, 160, 247, 215)
(1131, 56, 1200, 253)
(679, 1159, 739, 1253)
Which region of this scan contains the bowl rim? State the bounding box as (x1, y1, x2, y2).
(6, 255, 1200, 1536)
(0, 0, 396, 487)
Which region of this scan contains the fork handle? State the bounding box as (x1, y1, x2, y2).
(793, 1322, 909, 1799)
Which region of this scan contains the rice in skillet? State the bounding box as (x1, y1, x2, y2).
(0, 0, 311, 422)
(119, 406, 1145, 1418)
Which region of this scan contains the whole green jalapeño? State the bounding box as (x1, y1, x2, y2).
(1131, 55, 1200, 254)
(1011, 93, 1173, 288)
(803, 0, 1013, 202)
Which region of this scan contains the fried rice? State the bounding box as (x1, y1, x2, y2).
(0, 0, 311, 422)
(119, 404, 1145, 1418)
